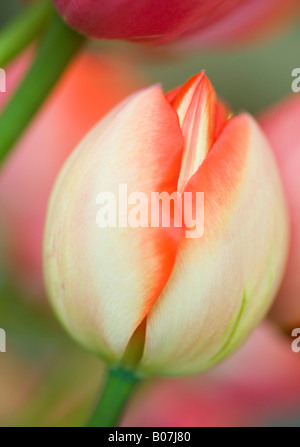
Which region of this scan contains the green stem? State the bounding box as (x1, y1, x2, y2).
(0, 0, 54, 67)
(0, 12, 85, 166)
(87, 368, 140, 427)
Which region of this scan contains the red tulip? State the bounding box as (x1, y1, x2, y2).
(0, 51, 143, 299)
(53, 0, 300, 45)
(260, 95, 300, 330)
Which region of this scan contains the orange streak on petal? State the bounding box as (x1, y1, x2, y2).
(184, 114, 251, 235)
(167, 73, 218, 193)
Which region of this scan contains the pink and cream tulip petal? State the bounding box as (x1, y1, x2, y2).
(44, 74, 289, 375)
(52, 0, 300, 45)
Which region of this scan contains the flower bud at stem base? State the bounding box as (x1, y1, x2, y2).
(86, 368, 140, 427)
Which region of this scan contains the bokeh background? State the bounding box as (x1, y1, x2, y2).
(1, 0, 300, 427)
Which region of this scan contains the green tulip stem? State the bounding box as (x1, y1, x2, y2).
(87, 368, 141, 427)
(0, 11, 85, 166)
(0, 0, 54, 68)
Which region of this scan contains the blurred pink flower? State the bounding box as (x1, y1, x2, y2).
(175, 0, 300, 48)
(53, 0, 300, 45)
(260, 95, 300, 330)
(0, 51, 144, 299)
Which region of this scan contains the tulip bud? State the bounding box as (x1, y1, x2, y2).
(44, 73, 289, 376)
(52, 0, 300, 45)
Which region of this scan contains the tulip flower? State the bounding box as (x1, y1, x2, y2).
(52, 0, 300, 45)
(260, 95, 300, 331)
(44, 72, 289, 378)
(0, 51, 143, 299)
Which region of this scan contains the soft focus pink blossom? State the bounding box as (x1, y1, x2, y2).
(260, 95, 300, 330)
(176, 0, 300, 48)
(53, 0, 300, 45)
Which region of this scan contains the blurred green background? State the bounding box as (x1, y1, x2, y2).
(0, 0, 300, 428)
